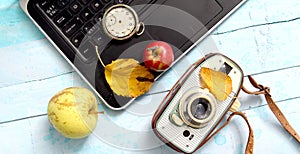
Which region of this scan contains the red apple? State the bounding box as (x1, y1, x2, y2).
(143, 41, 174, 72)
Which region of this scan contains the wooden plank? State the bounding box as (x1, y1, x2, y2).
(0, 115, 164, 153)
(214, 0, 300, 34)
(0, 0, 44, 48)
(0, 0, 299, 153)
(0, 119, 34, 153)
(239, 66, 300, 111)
(0, 39, 73, 88)
(0, 72, 86, 123)
(1, 98, 298, 153)
(210, 19, 300, 75)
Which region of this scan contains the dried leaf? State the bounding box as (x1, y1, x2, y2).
(199, 67, 232, 101)
(105, 59, 154, 98)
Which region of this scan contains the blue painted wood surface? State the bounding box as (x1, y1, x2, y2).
(0, 0, 300, 153)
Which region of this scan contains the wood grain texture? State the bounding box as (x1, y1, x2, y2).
(0, 98, 298, 154)
(0, 0, 299, 153)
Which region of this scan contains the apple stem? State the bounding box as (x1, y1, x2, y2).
(95, 46, 106, 68)
(90, 111, 105, 115)
(136, 77, 154, 82)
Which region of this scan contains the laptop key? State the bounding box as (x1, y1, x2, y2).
(80, 8, 93, 21)
(78, 41, 97, 62)
(92, 30, 109, 47)
(57, 0, 70, 9)
(38, 0, 50, 9)
(91, 0, 103, 12)
(62, 16, 83, 37)
(71, 31, 85, 47)
(43, 2, 59, 18)
(53, 10, 72, 27)
(70, 1, 82, 13)
(87, 24, 99, 36)
(94, 13, 103, 23)
(83, 21, 94, 34)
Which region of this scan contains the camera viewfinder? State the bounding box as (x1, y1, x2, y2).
(219, 62, 233, 75)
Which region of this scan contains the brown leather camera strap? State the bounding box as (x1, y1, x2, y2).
(242, 75, 300, 143)
(203, 112, 254, 154)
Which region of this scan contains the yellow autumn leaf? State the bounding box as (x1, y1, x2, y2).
(199, 67, 232, 101)
(105, 59, 154, 98)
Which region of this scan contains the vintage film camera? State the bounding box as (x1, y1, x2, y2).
(152, 53, 244, 153)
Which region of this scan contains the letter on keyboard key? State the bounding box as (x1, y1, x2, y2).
(83, 22, 94, 34)
(71, 31, 85, 47)
(57, 0, 70, 8)
(70, 2, 82, 13)
(87, 24, 99, 36)
(53, 10, 72, 27)
(80, 8, 93, 21)
(91, 0, 103, 12)
(38, 0, 50, 9)
(78, 41, 96, 63)
(43, 3, 59, 18)
(94, 13, 103, 23)
(62, 17, 83, 37)
(92, 30, 108, 46)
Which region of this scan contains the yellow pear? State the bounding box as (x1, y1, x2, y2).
(47, 87, 98, 139)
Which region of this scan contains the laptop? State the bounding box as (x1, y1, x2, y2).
(20, 0, 246, 110)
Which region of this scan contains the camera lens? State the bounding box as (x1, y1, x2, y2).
(178, 87, 217, 128)
(190, 98, 211, 120)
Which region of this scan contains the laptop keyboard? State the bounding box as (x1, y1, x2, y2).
(36, 0, 151, 63)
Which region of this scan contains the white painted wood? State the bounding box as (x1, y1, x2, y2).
(0, 98, 299, 153)
(0, 39, 73, 88)
(214, 0, 300, 34)
(1, 0, 300, 153)
(0, 72, 85, 123)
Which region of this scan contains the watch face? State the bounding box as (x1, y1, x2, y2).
(103, 5, 138, 39)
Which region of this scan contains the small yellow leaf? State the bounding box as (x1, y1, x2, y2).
(105, 59, 154, 98)
(199, 67, 232, 101)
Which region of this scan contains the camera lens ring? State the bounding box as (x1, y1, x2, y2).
(179, 87, 217, 128)
(186, 94, 215, 124)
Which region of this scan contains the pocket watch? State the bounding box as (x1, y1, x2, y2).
(102, 4, 145, 40)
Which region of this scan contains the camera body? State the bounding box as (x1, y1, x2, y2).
(152, 53, 244, 153)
